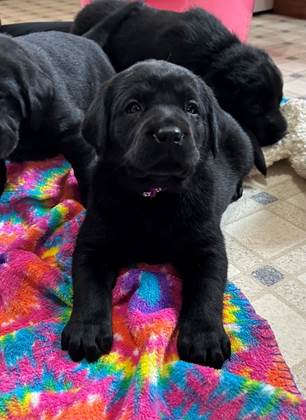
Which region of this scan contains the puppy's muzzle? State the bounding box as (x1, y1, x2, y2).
(125, 107, 200, 182)
(258, 110, 288, 146)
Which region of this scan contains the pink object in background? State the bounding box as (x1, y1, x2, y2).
(79, 0, 254, 42)
(145, 0, 255, 41)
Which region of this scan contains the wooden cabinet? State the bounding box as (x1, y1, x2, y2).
(274, 0, 306, 19)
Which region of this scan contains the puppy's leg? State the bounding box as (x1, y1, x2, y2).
(60, 134, 97, 205)
(0, 160, 7, 197)
(175, 227, 231, 369)
(61, 212, 116, 362)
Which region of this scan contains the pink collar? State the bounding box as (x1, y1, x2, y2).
(142, 187, 163, 198)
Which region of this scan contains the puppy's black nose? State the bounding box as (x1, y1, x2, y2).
(153, 126, 183, 144)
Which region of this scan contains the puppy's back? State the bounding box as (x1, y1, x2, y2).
(16, 31, 114, 111)
(72, 2, 239, 72)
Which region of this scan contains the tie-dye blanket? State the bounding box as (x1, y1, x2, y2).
(0, 157, 305, 419)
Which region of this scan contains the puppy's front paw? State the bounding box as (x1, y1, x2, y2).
(177, 322, 231, 369)
(61, 319, 112, 362)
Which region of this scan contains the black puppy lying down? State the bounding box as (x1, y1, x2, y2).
(0, 32, 114, 202)
(62, 60, 255, 368)
(73, 0, 288, 174)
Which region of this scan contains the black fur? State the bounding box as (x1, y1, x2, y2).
(61, 61, 254, 368)
(72, 0, 288, 174)
(0, 31, 114, 203)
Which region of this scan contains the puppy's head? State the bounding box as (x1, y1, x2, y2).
(0, 35, 53, 159)
(208, 44, 287, 148)
(83, 60, 221, 195)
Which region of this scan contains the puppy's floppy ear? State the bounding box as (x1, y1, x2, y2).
(82, 80, 112, 156)
(84, 2, 144, 49)
(29, 78, 53, 131)
(199, 80, 220, 158)
(246, 130, 267, 176)
(207, 96, 221, 158)
(22, 67, 54, 131)
(253, 142, 267, 176)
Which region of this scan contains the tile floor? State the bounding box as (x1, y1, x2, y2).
(0, 0, 79, 24)
(1, 1, 306, 397)
(249, 13, 306, 97)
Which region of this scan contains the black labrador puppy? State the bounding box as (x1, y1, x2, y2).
(61, 60, 255, 368)
(72, 0, 287, 174)
(0, 31, 114, 202)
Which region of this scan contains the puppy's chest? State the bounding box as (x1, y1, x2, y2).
(109, 204, 192, 263)
(128, 214, 172, 243)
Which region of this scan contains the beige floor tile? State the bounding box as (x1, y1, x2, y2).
(285, 87, 306, 97)
(224, 210, 306, 259)
(265, 48, 290, 60)
(252, 160, 297, 188)
(222, 194, 263, 225)
(250, 38, 275, 48)
(252, 294, 306, 368)
(284, 75, 300, 85)
(224, 235, 265, 272)
(1, 0, 79, 24)
(231, 273, 266, 301)
(273, 244, 306, 275)
(284, 89, 301, 98)
(262, 177, 306, 200)
(291, 360, 306, 398)
(223, 178, 280, 225)
(285, 79, 306, 96)
(298, 55, 306, 65)
(228, 263, 240, 278)
(274, 279, 306, 316)
(268, 200, 306, 231)
(288, 192, 306, 209)
(276, 67, 294, 76)
(277, 61, 306, 74)
(297, 273, 306, 286)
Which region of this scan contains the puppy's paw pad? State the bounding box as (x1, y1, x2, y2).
(178, 323, 231, 369)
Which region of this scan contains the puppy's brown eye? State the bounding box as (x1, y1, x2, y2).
(126, 101, 142, 114)
(185, 101, 199, 115)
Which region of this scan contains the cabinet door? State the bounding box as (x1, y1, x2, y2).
(274, 0, 306, 19)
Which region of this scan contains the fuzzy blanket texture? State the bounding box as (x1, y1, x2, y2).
(263, 98, 306, 178)
(0, 157, 305, 419)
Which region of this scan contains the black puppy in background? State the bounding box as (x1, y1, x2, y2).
(0, 32, 114, 202)
(62, 60, 255, 368)
(73, 0, 287, 174)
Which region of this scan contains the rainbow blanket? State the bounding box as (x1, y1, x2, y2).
(0, 157, 305, 419)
